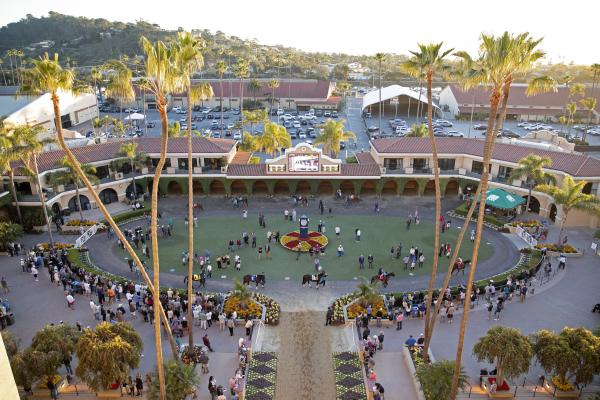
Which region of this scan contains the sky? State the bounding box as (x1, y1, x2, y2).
(2, 0, 600, 64)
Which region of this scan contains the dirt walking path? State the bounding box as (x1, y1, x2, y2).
(274, 311, 336, 400)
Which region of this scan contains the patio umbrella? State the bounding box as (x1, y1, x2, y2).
(478, 188, 525, 210)
(124, 112, 145, 121)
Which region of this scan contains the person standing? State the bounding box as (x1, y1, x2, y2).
(135, 374, 144, 397)
(325, 307, 333, 326)
(227, 316, 235, 336)
(203, 333, 214, 352)
(396, 311, 403, 330)
(31, 266, 39, 282)
(358, 254, 365, 269)
(367, 254, 374, 269)
(208, 376, 218, 399)
(245, 318, 253, 337)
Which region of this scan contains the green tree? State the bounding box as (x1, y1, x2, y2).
(473, 326, 533, 389)
(47, 156, 98, 221)
(11, 348, 59, 392)
(580, 97, 597, 141)
(247, 78, 262, 103)
(533, 327, 600, 389)
(234, 59, 250, 125)
(232, 278, 251, 308)
(215, 60, 228, 135)
(256, 122, 291, 156)
(31, 323, 80, 371)
(450, 32, 545, 398)
(405, 123, 428, 138)
(75, 322, 143, 393)
(103, 60, 135, 123)
(535, 176, 600, 245)
(116, 142, 149, 199)
(148, 361, 199, 400)
(508, 154, 555, 212)
(314, 119, 356, 157)
(0, 130, 25, 223)
(356, 277, 379, 307)
(416, 360, 468, 400)
(374, 53, 386, 132)
(0, 223, 24, 250)
(267, 78, 280, 111)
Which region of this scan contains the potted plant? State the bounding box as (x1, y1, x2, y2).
(533, 327, 600, 398)
(473, 326, 533, 398)
(415, 360, 468, 400)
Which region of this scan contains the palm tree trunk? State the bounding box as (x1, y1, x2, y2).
(407, 96, 411, 119)
(50, 93, 178, 369)
(131, 158, 137, 199)
(152, 100, 170, 400)
(8, 57, 14, 86)
(421, 72, 442, 363)
(0, 66, 7, 86)
(450, 89, 502, 399)
(143, 90, 147, 137)
(186, 89, 195, 349)
(494, 76, 512, 135)
(240, 78, 245, 121)
(378, 60, 383, 132)
(33, 154, 54, 246)
(75, 183, 84, 221)
(9, 170, 23, 224)
(526, 182, 532, 212)
(416, 77, 423, 123)
(558, 209, 568, 246)
(423, 184, 482, 355)
(220, 77, 225, 137)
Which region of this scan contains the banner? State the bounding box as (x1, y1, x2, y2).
(75, 224, 98, 248)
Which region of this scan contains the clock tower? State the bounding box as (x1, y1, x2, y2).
(299, 215, 309, 238)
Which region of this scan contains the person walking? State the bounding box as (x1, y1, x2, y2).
(396, 311, 403, 330)
(358, 254, 365, 269)
(245, 318, 253, 337)
(208, 376, 218, 399)
(227, 317, 235, 336)
(203, 333, 214, 352)
(31, 266, 39, 282)
(325, 307, 333, 326)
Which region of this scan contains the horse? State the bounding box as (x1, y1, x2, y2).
(243, 274, 266, 288)
(302, 271, 328, 288)
(370, 271, 395, 288)
(183, 273, 206, 288)
(451, 259, 471, 276)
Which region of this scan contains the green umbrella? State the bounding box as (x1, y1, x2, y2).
(478, 188, 525, 210)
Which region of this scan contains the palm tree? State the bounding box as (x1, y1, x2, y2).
(374, 53, 386, 131)
(267, 78, 280, 111)
(0, 130, 25, 223)
(137, 77, 150, 136)
(232, 279, 251, 308)
(401, 42, 453, 362)
(449, 32, 545, 398)
(508, 154, 555, 212)
(148, 361, 199, 400)
(234, 59, 250, 125)
(566, 102, 577, 137)
(405, 123, 428, 137)
(215, 60, 227, 136)
(0, 58, 8, 86)
(535, 176, 600, 246)
(90, 67, 103, 104)
(356, 277, 379, 307)
(248, 78, 261, 104)
(48, 157, 98, 221)
(257, 122, 291, 156)
(591, 64, 600, 96)
(314, 119, 356, 157)
(117, 142, 149, 200)
(12, 125, 55, 244)
(175, 31, 206, 351)
(6, 49, 17, 85)
(103, 60, 135, 125)
(580, 97, 597, 141)
(14, 49, 24, 85)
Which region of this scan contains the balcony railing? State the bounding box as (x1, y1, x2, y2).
(413, 167, 432, 174)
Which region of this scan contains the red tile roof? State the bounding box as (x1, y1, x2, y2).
(447, 84, 600, 113)
(371, 137, 600, 177)
(18, 137, 236, 173)
(355, 151, 377, 164)
(227, 164, 266, 176)
(230, 151, 252, 165)
(458, 106, 559, 116)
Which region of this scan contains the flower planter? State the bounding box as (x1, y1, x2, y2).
(401, 346, 427, 400)
(543, 380, 579, 398)
(482, 377, 514, 399)
(343, 295, 389, 325)
(546, 250, 582, 258)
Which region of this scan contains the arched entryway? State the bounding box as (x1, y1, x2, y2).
(445, 180, 459, 197)
(192, 181, 204, 195)
(381, 180, 398, 195)
(549, 203, 557, 222)
(362, 180, 376, 195)
(423, 180, 436, 196)
(339, 181, 355, 195)
(209, 180, 225, 195)
(295, 180, 311, 195)
(274, 181, 289, 195)
(462, 182, 477, 197)
(403, 180, 419, 196)
(99, 188, 119, 204)
(125, 183, 144, 198)
(252, 180, 269, 195)
(318, 181, 334, 195)
(68, 194, 90, 211)
(167, 181, 183, 195)
(230, 180, 247, 195)
(523, 195, 540, 214)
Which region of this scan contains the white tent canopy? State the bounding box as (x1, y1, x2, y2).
(124, 112, 145, 121)
(361, 84, 439, 112)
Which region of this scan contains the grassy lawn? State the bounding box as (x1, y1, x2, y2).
(112, 214, 493, 281)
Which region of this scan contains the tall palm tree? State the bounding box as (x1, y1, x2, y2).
(138, 36, 186, 400)
(591, 64, 600, 95)
(103, 60, 135, 125)
(314, 119, 356, 157)
(117, 142, 149, 200)
(535, 176, 600, 246)
(0, 58, 8, 86)
(580, 97, 597, 141)
(175, 31, 206, 351)
(449, 33, 546, 398)
(215, 60, 227, 136)
(137, 77, 150, 136)
(48, 157, 98, 221)
(565, 102, 577, 137)
(5, 49, 17, 85)
(0, 130, 24, 223)
(508, 154, 555, 212)
(90, 67, 103, 104)
(12, 125, 55, 244)
(401, 42, 453, 361)
(257, 122, 291, 156)
(19, 51, 180, 400)
(267, 78, 280, 112)
(374, 53, 386, 131)
(247, 78, 261, 104)
(234, 59, 250, 125)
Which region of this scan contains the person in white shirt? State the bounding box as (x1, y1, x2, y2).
(66, 293, 75, 309)
(31, 266, 38, 281)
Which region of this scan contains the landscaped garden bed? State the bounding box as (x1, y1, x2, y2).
(533, 243, 581, 256)
(280, 230, 328, 252)
(244, 352, 278, 400)
(333, 352, 367, 400)
(223, 296, 263, 320)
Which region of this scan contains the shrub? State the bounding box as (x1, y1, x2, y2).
(37, 242, 74, 251)
(509, 220, 542, 228)
(534, 243, 578, 253)
(22, 207, 48, 231)
(65, 219, 97, 227)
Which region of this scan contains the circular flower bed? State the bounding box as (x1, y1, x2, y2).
(279, 230, 328, 252)
(224, 296, 263, 320)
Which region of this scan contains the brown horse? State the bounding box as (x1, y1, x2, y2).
(183, 273, 205, 288)
(371, 272, 396, 288)
(302, 271, 328, 288)
(243, 274, 266, 287)
(451, 259, 471, 276)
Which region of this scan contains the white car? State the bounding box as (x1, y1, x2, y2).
(293, 121, 301, 128)
(227, 123, 235, 130)
(447, 130, 464, 137)
(233, 131, 242, 140)
(277, 109, 284, 116)
(298, 132, 307, 139)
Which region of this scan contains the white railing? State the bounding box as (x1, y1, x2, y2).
(75, 224, 99, 248)
(515, 226, 538, 248)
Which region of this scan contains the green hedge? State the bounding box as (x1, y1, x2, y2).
(453, 202, 505, 228)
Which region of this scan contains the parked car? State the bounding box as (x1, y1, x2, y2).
(331, 111, 339, 118)
(211, 132, 222, 139)
(324, 111, 331, 117)
(298, 131, 307, 139)
(339, 141, 346, 149)
(315, 110, 323, 117)
(447, 131, 464, 137)
(473, 124, 487, 130)
(367, 126, 379, 132)
(146, 121, 156, 128)
(499, 129, 519, 138)
(233, 131, 242, 140)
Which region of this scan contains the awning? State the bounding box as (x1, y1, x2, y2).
(361, 85, 438, 112)
(478, 188, 525, 210)
(124, 112, 145, 121)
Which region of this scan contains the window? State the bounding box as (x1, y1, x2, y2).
(384, 158, 403, 170)
(438, 159, 456, 171)
(412, 158, 429, 171)
(471, 161, 491, 175)
(497, 165, 513, 181)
